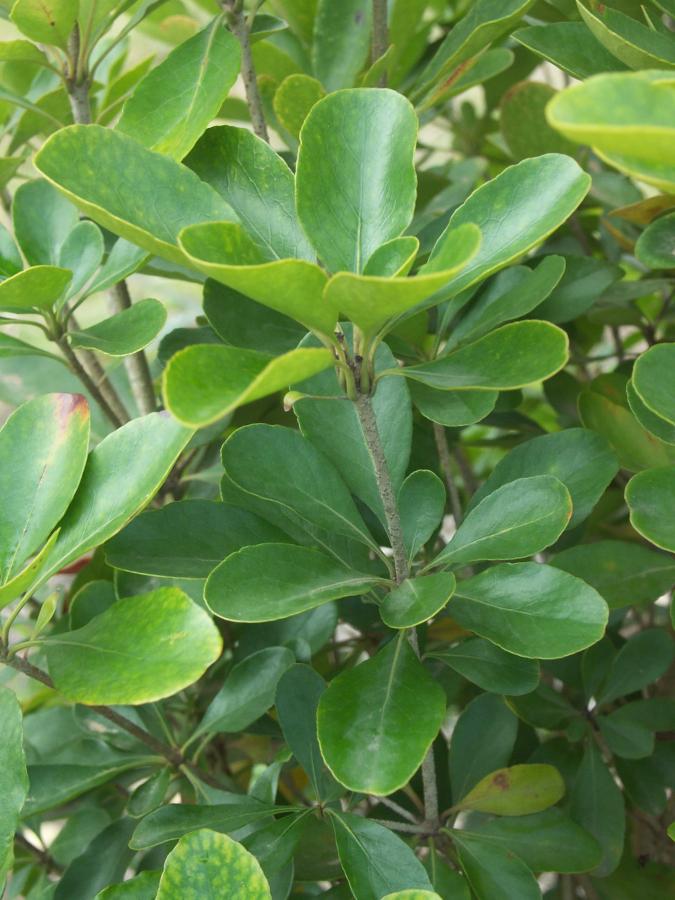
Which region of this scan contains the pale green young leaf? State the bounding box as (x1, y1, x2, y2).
(69, 299, 166, 356)
(0, 265, 72, 311)
(10, 0, 77, 49)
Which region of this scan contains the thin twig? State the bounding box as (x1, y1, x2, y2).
(377, 795, 420, 825)
(433, 423, 462, 525)
(109, 281, 157, 415)
(223, 1, 269, 141)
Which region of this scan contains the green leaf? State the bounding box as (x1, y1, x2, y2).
(398, 470, 446, 561)
(330, 811, 433, 900)
(95, 871, 162, 899)
(433, 475, 571, 568)
(534, 256, 622, 324)
(55, 819, 136, 900)
(577, 1, 675, 70)
(431, 638, 539, 696)
(36, 411, 193, 583)
(323, 223, 481, 339)
(221, 424, 377, 549)
(45, 587, 222, 704)
(12, 178, 79, 265)
(106, 500, 286, 578)
(0, 393, 89, 584)
(514, 22, 628, 80)
(570, 741, 625, 876)
(117, 21, 240, 160)
(0, 530, 60, 611)
(452, 832, 541, 900)
(163, 344, 333, 427)
(551, 540, 675, 610)
(626, 466, 675, 551)
(452, 562, 608, 659)
(0, 38, 50, 65)
(0, 688, 28, 884)
(415, 0, 535, 99)
(410, 382, 497, 427)
(632, 343, 675, 426)
(294, 335, 412, 524)
(35, 125, 231, 265)
(391, 321, 568, 391)
(450, 693, 518, 801)
(471, 808, 602, 874)
(428, 154, 590, 299)
(380, 573, 456, 629)
(10, 0, 77, 49)
(127, 769, 171, 818)
(130, 800, 284, 850)
(596, 629, 674, 706)
(466, 428, 618, 529)
(59, 221, 105, 299)
(455, 764, 564, 815)
(0, 265, 72, 311)
(276, 664, 341, 799)
(382, 893, 442, 900)
(206, 543, 383, 622)
(311, 0, 371, 91)
(635, 211, 675, 270)
(627, 379, 675, 446)
(296, 88, 417, 273)
(156, 829, 271, 899)
(317, 634, 446, 795)
(69, 298, 166, 356)
(194, 647, 295, 737)
(0, 332, 64, 363)
(501, 81, 575, 160)
(447, 255, 566, 350)
(273, 73, 325, 138)
(178, 221, 333, 334)
(547, 72, 675, 192)
(186, 125, 313, 260)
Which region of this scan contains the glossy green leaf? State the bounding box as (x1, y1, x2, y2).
(635, 212, 675, 270)
(69, 298, 166, 356)
(0, 265, 72, 311)
(399, 470, 446, 561)
(163, 344, 333, 427)
(0, 393, 89, 584)
(472, 808, 602, 874)
(420, 47, 514, 111)
(428, 154, 590, 299)
(317, 634, 446, 795)
(597, 629, 674, 706)
(452, 562, 608, 659)
(311, 0, 371, 91)
(106, 500, 286, 578)
(296, 88, 417, 273)
(330, 811, 434, 900)
(186, 125, 313, 260)
(534, 256, 622, 324)
(59, 220, 105, 299)
(118, 21, 240, 160)
(577, 1, 675, 70)
(450, 693, 518, 801)
(10, 0, 77, 49)
(12, 178, 78, 265)
(456, 764, 564, 815)
(415, 0, 535, 98)
(0, 688, 28, 884)
(570, 742, 625, 876)
(221, 424, 376, 548)
(551, 540, 675, 610)
(273, 73, 325, 138)
(127, 769, 171, 819)
(452, 832, 541, 900)
(324, 223, 481, 338)
(625, 370, 675, 442)
(501, 81, 574, 160)
(156, 829, 271, 899)
(194, 647, 294, 737)
(295, 336, 412, 524)
(447, 255, 566, 350)
(467, 428, 619, 528)
(626, 466, 675, 551)
(0, 530, 59, 611)
(130, 800, 284, 850)
(514, 22, 628, 79)
(45, 587, 222, 704)
(95, 871, 162, 899)
(179, 221, 333, 334)
(391, 321, 568, 391)
(433, 475, 571, 568)
(35, 125, 231, 265)
(37, 412, 193, 583)
(547, 72, 675, 192)
(431, 638, 539, 696)
(632, 343, 675, 426)
(276, 665, 341, 799)
(410, 382, 497, 427)
(206, 543, 383, 622)
(381, 573, 456, 629)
